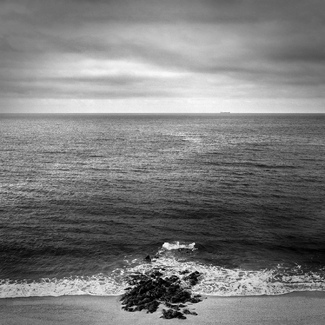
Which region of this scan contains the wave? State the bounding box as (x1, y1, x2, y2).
(0, 275, 125, 298)
(1, 242, 325, 298)
(161, 241, 196, 251)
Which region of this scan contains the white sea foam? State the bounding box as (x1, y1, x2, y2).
(0, 274, 126, 298)
(1, 242, 325, 298)
(128, 257, 325, 296)
(161, 241, 196, 251)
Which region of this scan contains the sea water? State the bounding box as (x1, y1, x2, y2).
(0, 114, 324, 297)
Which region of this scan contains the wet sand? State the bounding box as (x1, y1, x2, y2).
(0, 292, 325, 325)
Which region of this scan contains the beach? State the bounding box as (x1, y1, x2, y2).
(1, 292, 325, 325)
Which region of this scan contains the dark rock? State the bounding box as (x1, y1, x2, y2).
(167, 275, 179, 283)
(190, 297, 201, 303)
(140, 297, 151, 305)
(147, 300, 159, 313)
(121, 269, 202, 319)
(184, 271, 201, 286)
(135, 304, 145, 311)
(180, 269, 190, 275)
(151, 270, 163, 278)
(161, 309, 186, 319)
(145, 255, 151, 262)
(183, 309, 198, 316)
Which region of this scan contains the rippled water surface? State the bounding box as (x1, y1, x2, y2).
(1, 114, 325, 296)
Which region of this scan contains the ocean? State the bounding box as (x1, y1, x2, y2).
(0, 113, 325, 297)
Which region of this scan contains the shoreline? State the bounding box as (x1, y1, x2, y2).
(1, 292, 325, 324)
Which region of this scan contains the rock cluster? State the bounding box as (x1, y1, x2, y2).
(120, 268, 202, 319)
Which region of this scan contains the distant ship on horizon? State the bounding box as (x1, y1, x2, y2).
(220, 111, 231, 114)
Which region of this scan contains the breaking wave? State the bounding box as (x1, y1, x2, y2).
(161, 241, 197, 251)
(1, 242, 325, 298)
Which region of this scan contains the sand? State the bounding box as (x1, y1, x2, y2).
(0, 292, 325, 325)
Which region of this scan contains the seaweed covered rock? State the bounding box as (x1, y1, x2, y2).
(121, 268, 202, 319)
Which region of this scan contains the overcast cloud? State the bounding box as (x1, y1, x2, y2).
(0, 0, 324, 112)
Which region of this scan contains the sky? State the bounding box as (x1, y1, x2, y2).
(0, 0, 324, 113)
